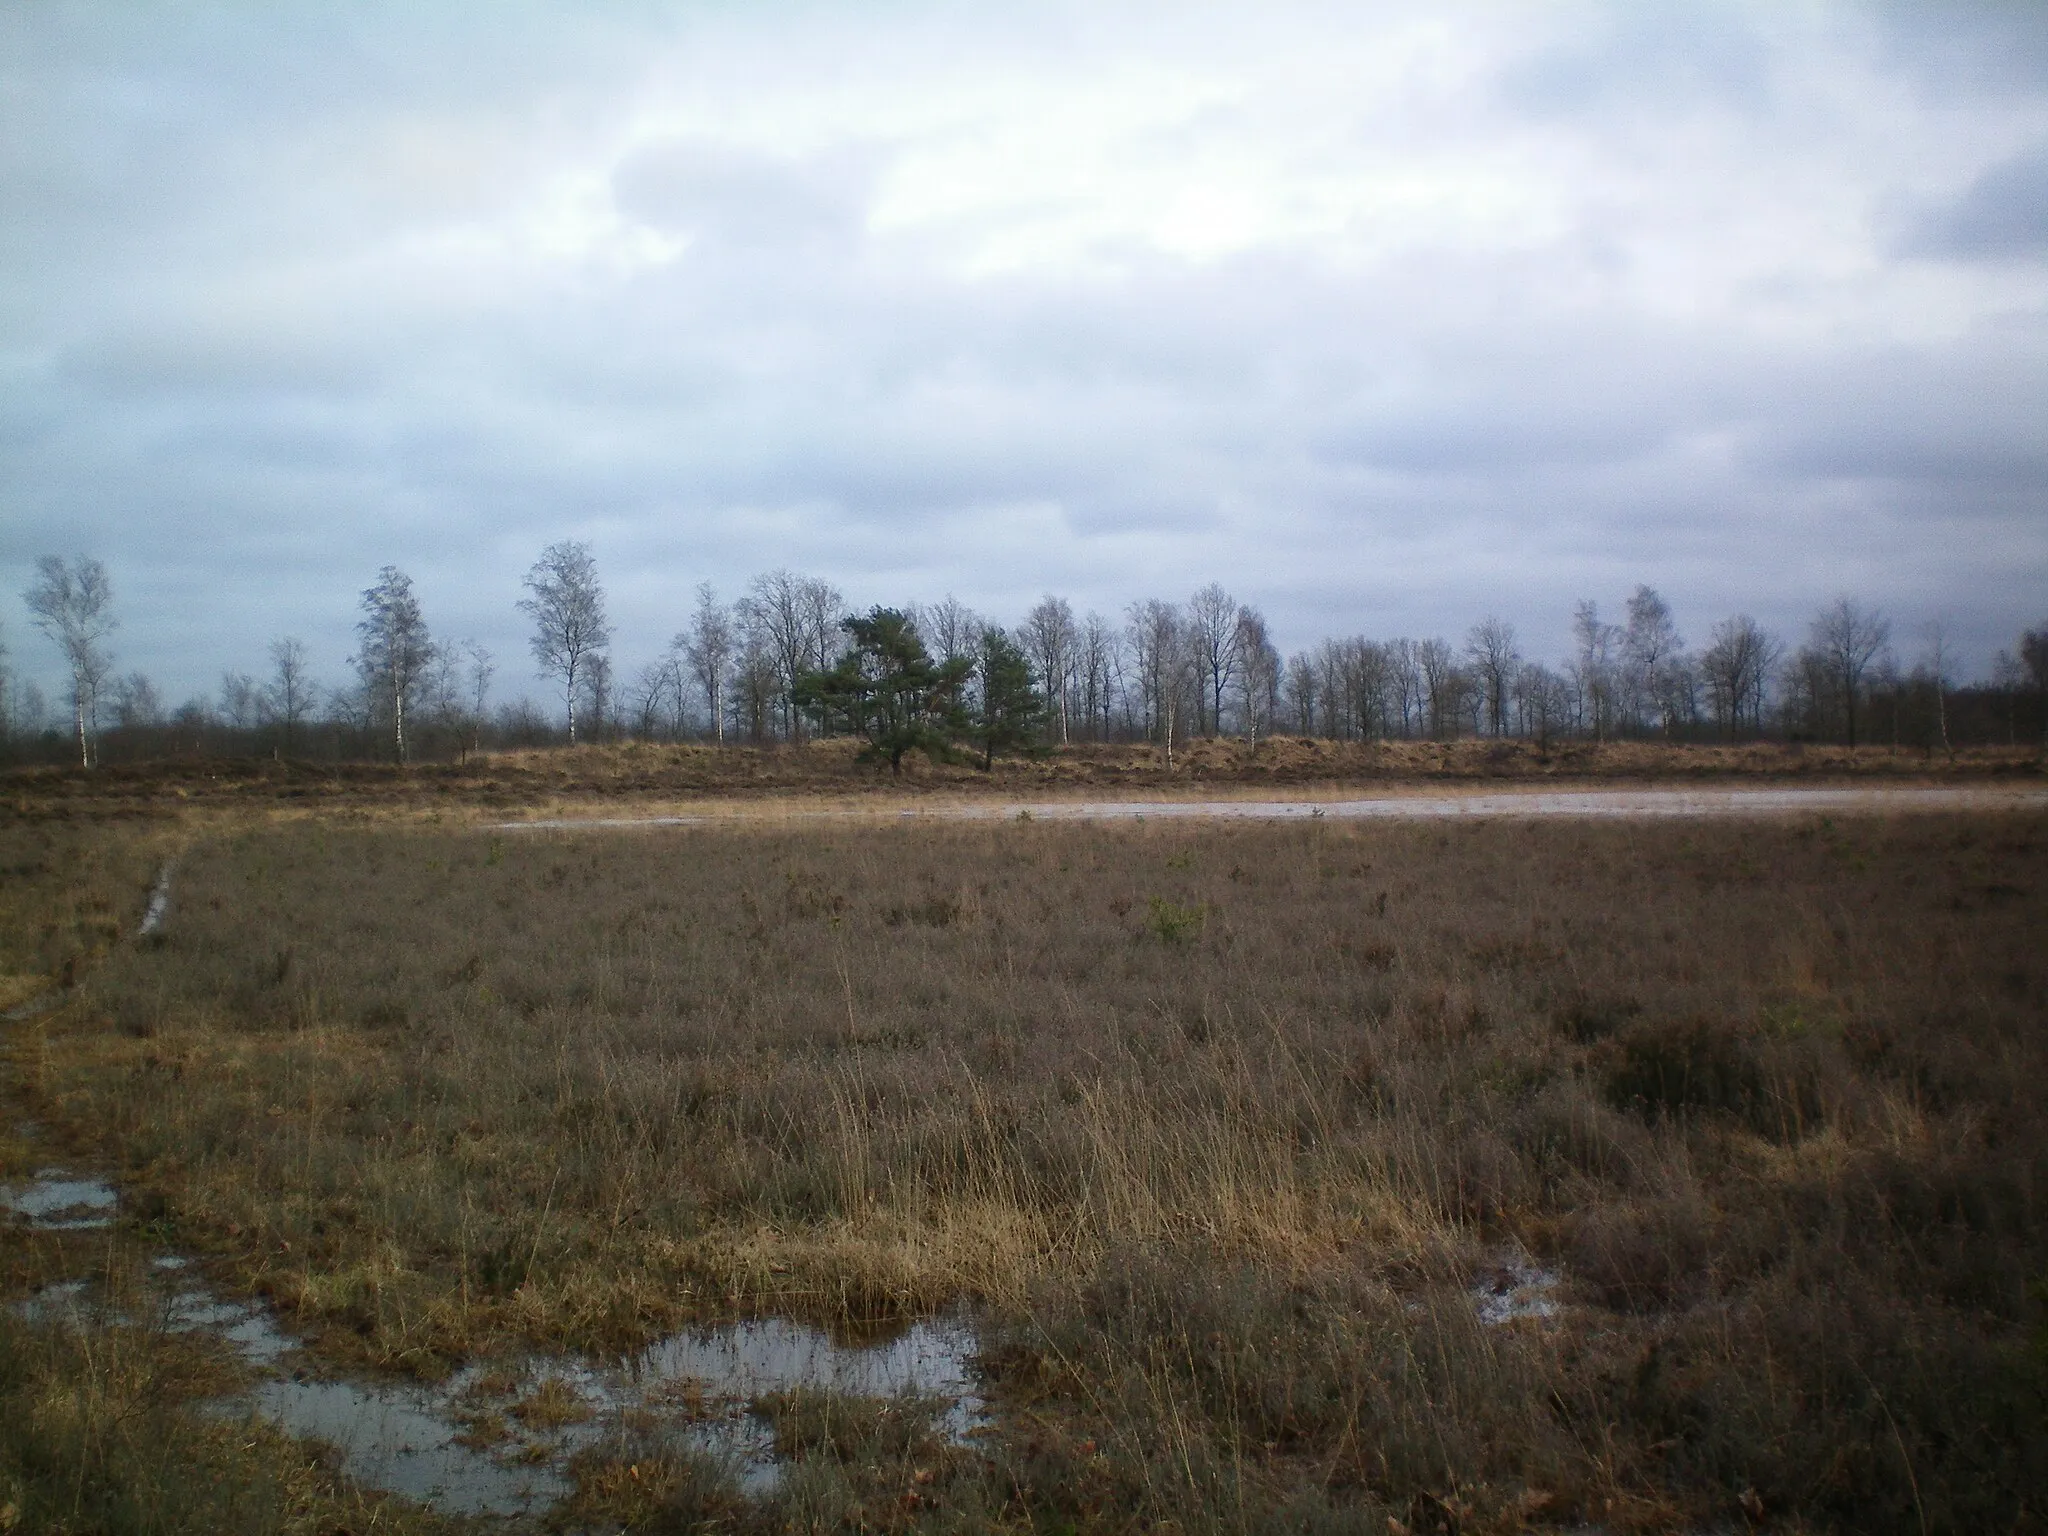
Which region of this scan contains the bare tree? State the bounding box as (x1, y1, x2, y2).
(1186, 583, 1242, 736)
(25, 555, 117, 767)
(1126, 598, 1194, 766)
(923, 594, 984, 670)
(1233, 606, 1280, 740)
(681, 583, 735, 743)
(1313, 640, 1350, 738)
(111, 672, 163, 729)
(733, 625, 781, 742)
(1622, 586, 1683, 736)
(1570, 600, 1619, 740)
(1991, 649, 2024, 746)
(1464, 616, 1521, 736)
(1700, 616, 1778, 740)
(263, 638, 314, 754)
(580, 651, 615, 744)
(220, 671, 261, 732)
(8, 677, 49, 739)
(1077, 611, 1118, 742)
(1917, 617, 1957, 759)
(519, 541, 611, 745)
(1284, 652, 1317, 735)
(2020, 623, 2048, 746)
(740, 570, 841, 741)
(799, 578, 842, 680)
(1020, 595, 1078, 743)
(1517, 662, 1568, 750)
(1414, 638, 1463, 739)
(462, 641, 495, 757)
(353, 565, 434, 763)
(1810, 597, 1891, 747)
(1388, 639, 1424, 738)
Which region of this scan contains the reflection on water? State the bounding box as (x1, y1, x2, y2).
(632, 1315, 986, 1440)
(6, 1183, 985, 1521)
(1, 1170, 118, 1229)
(1472, 1251, 1562, 1326)
(139, 863, 173, 935)
(242, 1372, 572, 1518)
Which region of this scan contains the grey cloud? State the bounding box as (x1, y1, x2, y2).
(613, 140, 876, 251)
(1312, 395, 1678, 475)
(1738, 346, 2048, 485)
(1497, 6, 1773, 117)
(1866, 0, 2048, 103)
(3, 2, 2046, 707)
(1899, 143, 2048, 259)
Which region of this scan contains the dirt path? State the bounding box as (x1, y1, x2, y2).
(499, 785, 2048, 830)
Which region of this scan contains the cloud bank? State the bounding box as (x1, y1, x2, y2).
(3, 1, 2045, 705)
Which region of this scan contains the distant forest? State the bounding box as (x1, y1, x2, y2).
(6, 548, 2045, 769)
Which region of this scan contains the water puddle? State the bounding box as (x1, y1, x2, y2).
(2, 1169, 118, 1229)
(15, 1278, 92, 1324)
(1, 988, 62, 1022)
(242, 1370, 574, 1517)
(1472, 1252, 1562, 1326)
(6, 1182, 987, 1521)
(139, 862, 174, 935)
(633, 1314, 986, 1440)
(215, 1311, 985, 1515)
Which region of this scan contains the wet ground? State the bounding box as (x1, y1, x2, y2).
(5, 1164, 1565, 1520)
(4, 1168, 984, 1520)
(498, 784, 2048, 832)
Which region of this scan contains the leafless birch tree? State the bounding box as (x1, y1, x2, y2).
(1916, 617, 1957, 759)
(1622, 586, 1683, 737)
(264, 638, 314, 753)
(353, 566, 433, 763)
(1021, 595, 1078, 743)
(1127, 598, 1194, 765)
(519, 540, 611, 745)
(1570, 600, 1619, 740)
(1233, 606, 1280, 740)
(681, 582, 735, 743)
(25, 555, 117, 768)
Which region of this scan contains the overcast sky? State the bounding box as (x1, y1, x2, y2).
(4, 1, 2045, 710)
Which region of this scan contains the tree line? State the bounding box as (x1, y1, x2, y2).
(6, 548, 2046, 769)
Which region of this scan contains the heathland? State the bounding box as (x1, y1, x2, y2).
(1, 745, 2044, 1533)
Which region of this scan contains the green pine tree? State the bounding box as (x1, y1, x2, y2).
(972, 626, 1044, 770)
(795, 608, 972, 776)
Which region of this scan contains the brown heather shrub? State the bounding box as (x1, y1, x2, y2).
(4, 808, 2046, 1531)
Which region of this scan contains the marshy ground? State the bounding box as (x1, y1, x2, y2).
(1, 764, 2044, 1532)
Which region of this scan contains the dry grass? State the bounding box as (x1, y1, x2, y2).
(4, 806, 2047, 1530)
(0, 814, 178, 1009)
